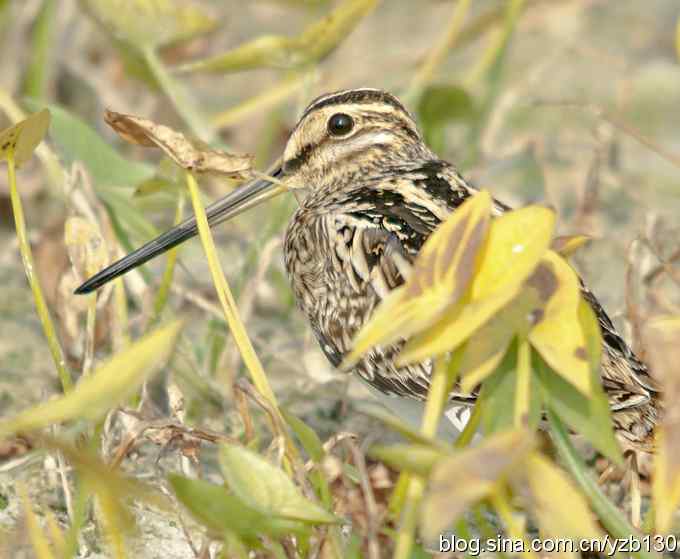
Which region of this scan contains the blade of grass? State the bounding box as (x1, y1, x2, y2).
(547, 409, 658, 559)
(406, 0, 471, 101)
(18, 482, 56, 559)
(143, 47, 214, 142)
(7, 150, 73, 392)
(21, 0, 56, 101)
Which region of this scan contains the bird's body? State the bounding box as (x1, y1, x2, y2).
(76, 88, 660, 454)
(280, 89, 659, 454)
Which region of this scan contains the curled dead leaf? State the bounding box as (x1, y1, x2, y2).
(104, 110, 253, 178)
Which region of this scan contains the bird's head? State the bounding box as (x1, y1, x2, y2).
(281, 89, 431, 190)
(74, 89, 431, 294)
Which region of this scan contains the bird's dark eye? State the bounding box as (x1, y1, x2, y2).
(327, 113, 354, 137)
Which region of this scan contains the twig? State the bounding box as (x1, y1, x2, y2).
(345, 439, 381, 559)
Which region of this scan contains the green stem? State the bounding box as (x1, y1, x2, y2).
(21, 0, 55, 102)
(394, 354, 459, 559)
(7, 153, 72, 392)
(143, 48, 215, 142)
(406, 0, 472, 101)
(151, 191, 185, 323)
(547, 409, 659, 559)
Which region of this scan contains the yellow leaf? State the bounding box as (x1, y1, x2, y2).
(644, 316, 680, 533)
(421, 429, 534, 542)
(343, 191, 492, 368)
(399, 205, 555, 364)
(65, 217, 109, 280)
(81, 0, 216, 50)
(0, 319, 183, 438)
(523, 453, 601, 557)
(551, 234, 591, 257)
(459, 281, 546, 392)
(676, 17, 680, 62)
(529, 251, 590, 395)
(0, 109, 50, 167)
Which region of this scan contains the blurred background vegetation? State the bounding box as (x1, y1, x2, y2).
(0, 0, 679, 557)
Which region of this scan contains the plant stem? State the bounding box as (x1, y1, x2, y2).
(547, 409, 659, 559)
(144, 48, 215, 142)
(394, 354, 458, 559)
(406, 0, 471, 100)
(183, 172, 287, 427)
(490, 487, 537, 559)
(515, 338, 531, 427)
(7, 153, 72, 392)
(151, 192, 185, 323)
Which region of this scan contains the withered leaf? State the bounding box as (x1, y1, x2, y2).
(104, 110, 253, 178)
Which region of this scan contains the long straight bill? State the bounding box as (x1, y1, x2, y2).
(74, 169, 285, 294)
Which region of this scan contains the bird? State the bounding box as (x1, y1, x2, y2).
(75, 88, 660, 455)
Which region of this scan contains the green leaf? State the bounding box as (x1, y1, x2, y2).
(0, 108, 50, 166)
(343, 191, 492, 368)
(218, 444, 338, 524)
(281, 408, 325, 462)
(400, 205, 555, 364)
(0, 319, 183, 438)
(168, 475, 309, 541)
(368, 444, 447, 477)
(417, 85, 476, 152)
(420, 429, 534, 541)
(80, 0, 217, 51)
(29, 102, 153, 187)
(178, 0, 378, 74)
(536, 353, 621, 464)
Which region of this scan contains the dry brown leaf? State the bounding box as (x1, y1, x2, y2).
(104, 110, 253, 178)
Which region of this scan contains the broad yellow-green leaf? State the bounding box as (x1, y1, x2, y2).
(421, 429, 534, 541)
(80, 0, 217, 50)
(178, 0, 378, 74)
(369, 444, 448, 477)
(168, 475, 309, 541)
(529, 251, 590, 395)
(219, 444, 338, 524)
(644, 316, 680, 533)
(399, 205, 555, 364)
(477, 345, 542, 435)
(676, 17, 680, 62)
(551, 234, 591, 258)
(458, 279, 545, 392)
(0, 108, 50, 166)
(0, 319, 183, 438)
(522, 453, 601, 557)
(343, 191, 492, 368)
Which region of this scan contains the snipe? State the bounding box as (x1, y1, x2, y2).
(76, 88, 660, 454)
